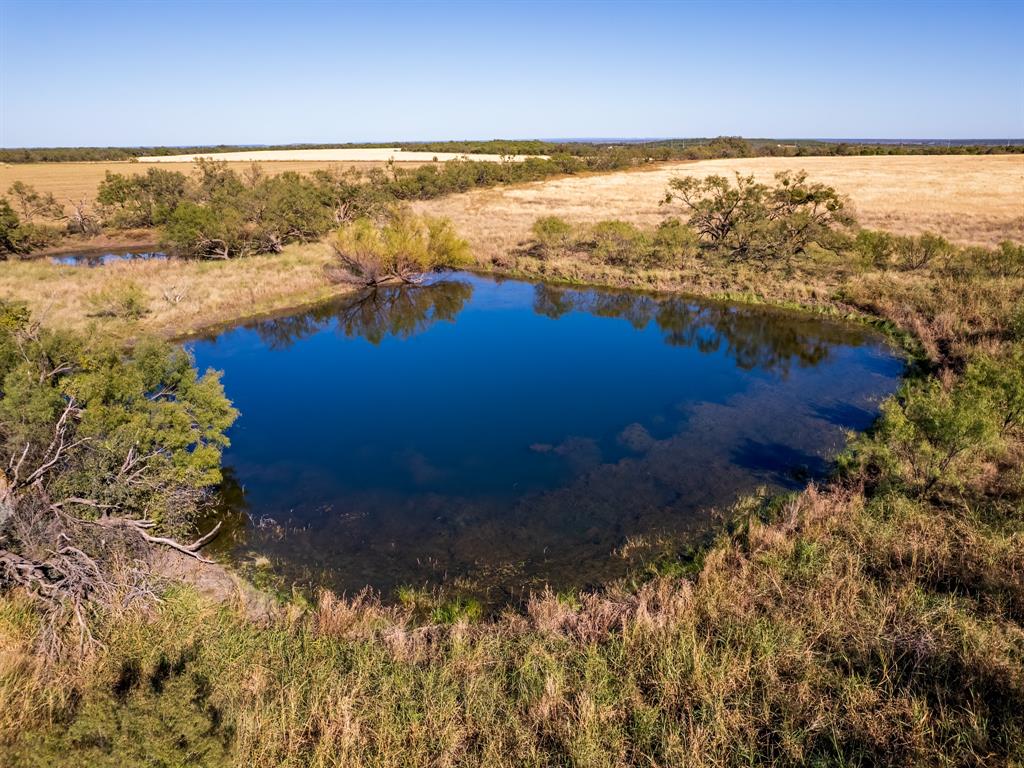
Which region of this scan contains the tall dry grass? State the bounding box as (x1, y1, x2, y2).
(3, 481, 1022, 766)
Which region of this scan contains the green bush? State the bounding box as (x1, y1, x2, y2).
(531, 216, 575, 257)
(651, 218, 701, 267)
(1011, 300, 1024, 341)
(0, 198, 61, 257)
(86, 281, 151, 319)
(853, 229, 897, 268)
(97, 168, 189, 228)
(971, 240, 1024, 278)
(848, 368, 1011, 494)
(590, 220, 650, 267)
(526, 216, 702, 269)
(161, 201, 245, 259)
(0, 301, 236, 523)
(327, 210, 470, 285)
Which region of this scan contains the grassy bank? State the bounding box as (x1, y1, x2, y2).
(0, 241, 350, 340)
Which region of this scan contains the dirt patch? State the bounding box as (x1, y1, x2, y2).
(150, 550, 276, 622)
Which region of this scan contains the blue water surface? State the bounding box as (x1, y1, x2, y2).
(190, 273, 904, 600)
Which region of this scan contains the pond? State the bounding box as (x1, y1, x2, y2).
(51, 249, 167, 266)
(189, 273, 904, 602)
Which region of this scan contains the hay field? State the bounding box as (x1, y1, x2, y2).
(414, 154, 1024, 258)
(0, 159, 418, 208)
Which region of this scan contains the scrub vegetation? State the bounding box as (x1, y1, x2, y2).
(0, 163, 1022, 766)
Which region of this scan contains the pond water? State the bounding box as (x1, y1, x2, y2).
(189, 273, 904, 601)
(51, 249, 167, 266)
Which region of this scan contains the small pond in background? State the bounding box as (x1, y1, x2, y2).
(189, 273, 904, 602)
(51, 249, 167, 266)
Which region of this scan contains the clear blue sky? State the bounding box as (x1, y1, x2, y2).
(1, 0, 1021, 147)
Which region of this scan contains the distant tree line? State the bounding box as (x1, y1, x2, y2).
(3, 136, 1021, 163)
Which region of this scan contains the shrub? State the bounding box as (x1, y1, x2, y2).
(531, 216, 575, 257)
(590, 220, 650, 267)
(650, 218, 701, 267)
(326, 210, 470, 286)
(0, 199, 61, 257)
(0, 199, 26, 257)
(0, 302, 237, 632)
(853, 229, 897, 268)
(86, 281, 151, 319)
(965, 346, 1024, 435)
(973, 240, 1024, 278)
(7, 181, 63, 223)
(894, 231, 954, 271)
(526, 216, 701, 269)
(159, 166, 342, 258)
(161, 201, 246, 259)
(1011, 300, 1024, 341)
(851, 375, 1004, 494)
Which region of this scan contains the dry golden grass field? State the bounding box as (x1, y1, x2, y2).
(0, 159, 422, 207)
(413, 154, 1024, 259)
(0, 241, 350, 339)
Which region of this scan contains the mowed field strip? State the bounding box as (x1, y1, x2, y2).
(413, 155, 1024, 255)
(136, 147, 545, 163)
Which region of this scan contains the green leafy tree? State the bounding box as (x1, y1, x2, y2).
(97, 168, 189, 228)
(665, 171, 853, 265)
(161, 201, 245, 259)
(0, 301, 237, 621)
(0, 302, 237, 521)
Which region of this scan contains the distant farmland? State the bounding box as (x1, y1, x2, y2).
(135, 147, 546, 163)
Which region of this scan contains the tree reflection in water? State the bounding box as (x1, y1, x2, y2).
(533, 283, 868, 375)
(194, 273, 903, 600)
(247, 280, 475, 349)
